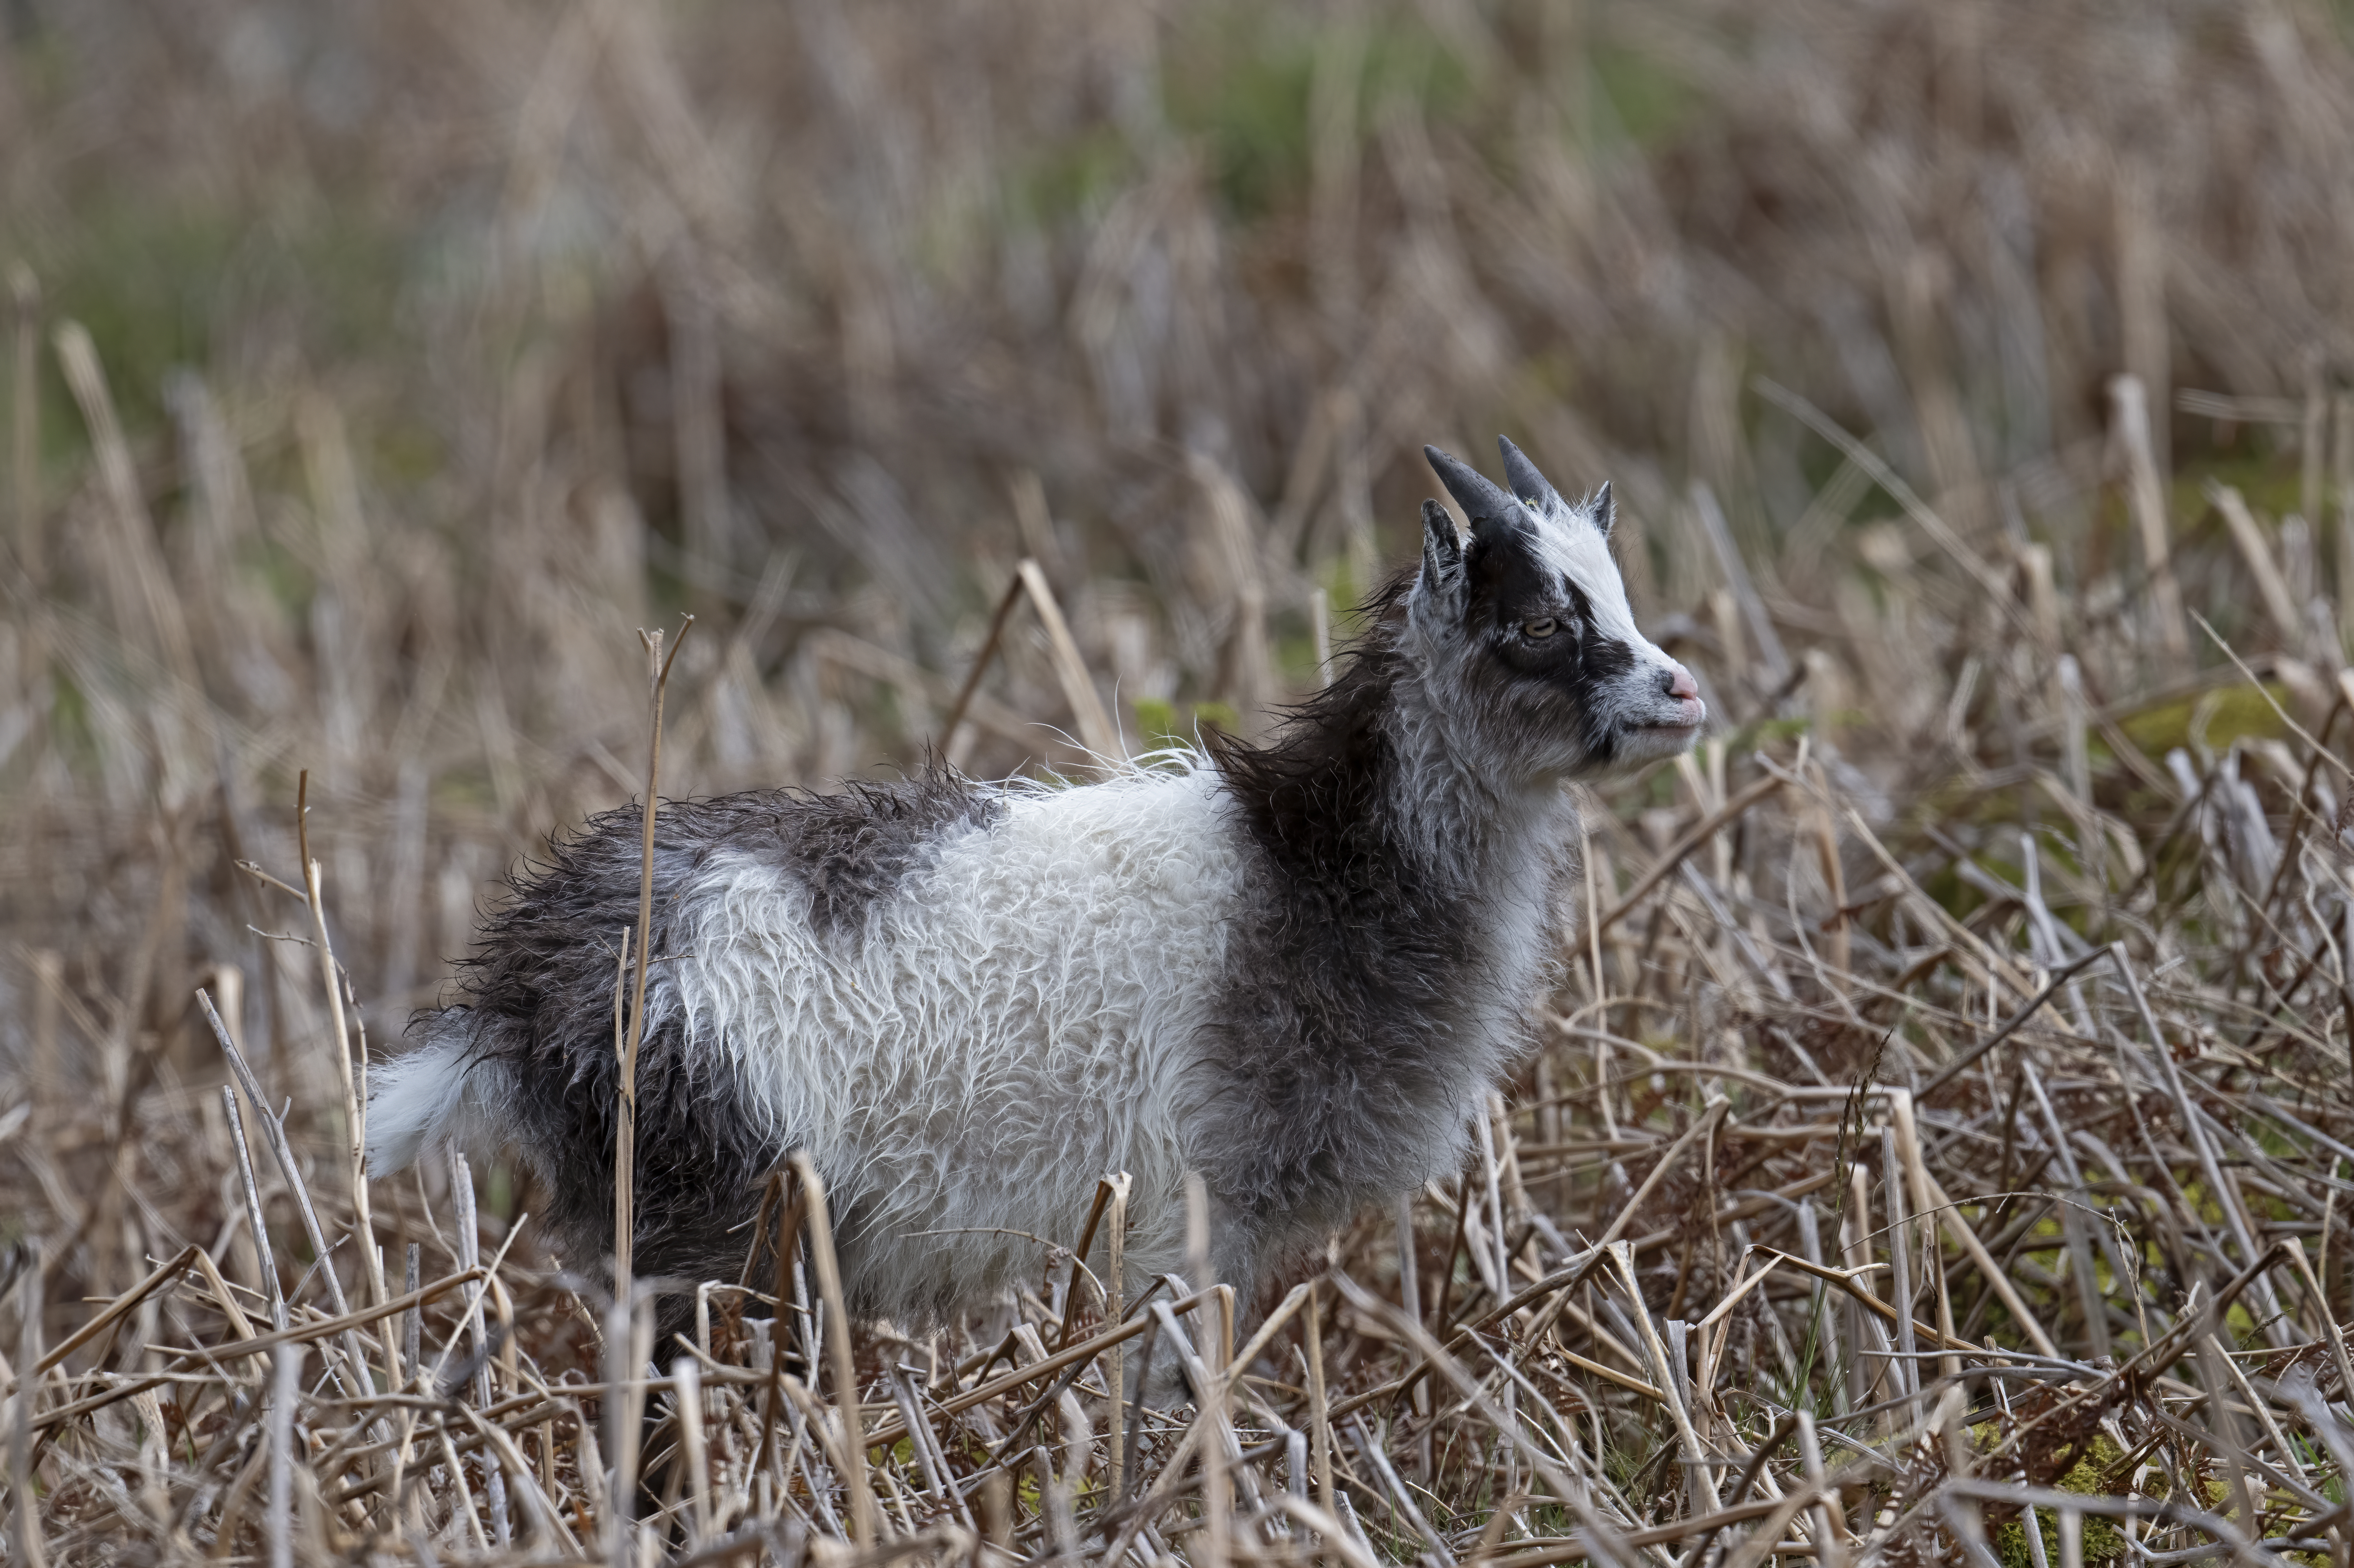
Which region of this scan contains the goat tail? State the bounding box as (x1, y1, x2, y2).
(365, 1009, 517, 1176)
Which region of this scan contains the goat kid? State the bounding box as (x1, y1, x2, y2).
(367, 439, 1704, 1335)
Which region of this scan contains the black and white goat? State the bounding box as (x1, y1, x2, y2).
(367, 440, 1704, 1326)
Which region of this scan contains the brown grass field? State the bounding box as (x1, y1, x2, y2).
(10, 0, 2354, 1563)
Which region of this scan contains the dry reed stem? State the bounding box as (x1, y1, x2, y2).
(6, 1242, 44, 1568)
(938, 571, 1029, 763)
(1017, 560, 1123, 761)
(619, 616, 693, 1300)
(789, 1151, 876, 1549)
(2110, 374, 2194, 669)
(7, 263, 35, 585)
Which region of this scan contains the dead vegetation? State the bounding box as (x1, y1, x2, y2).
(10, 0, 2354, 1563)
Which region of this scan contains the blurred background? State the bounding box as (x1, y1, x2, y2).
(5, 0, 2354, 1261)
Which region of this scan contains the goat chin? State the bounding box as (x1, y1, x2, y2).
(369, 439, 1700, 1343)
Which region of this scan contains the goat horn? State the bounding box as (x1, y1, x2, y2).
(1496, 435, 1567, 518)
(1423, 445, 1522, 527)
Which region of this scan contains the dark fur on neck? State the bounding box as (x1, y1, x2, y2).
(1206, 573, 1418, 874)
(1191, 576, 1569, 1291)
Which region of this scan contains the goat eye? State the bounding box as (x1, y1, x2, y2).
(1521, 617, 1559, 640)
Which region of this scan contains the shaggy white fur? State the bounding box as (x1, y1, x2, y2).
(367, 760, 1249, 1314)
(368, 1023, 517, 1174)
(673, 759, 1245, 1312)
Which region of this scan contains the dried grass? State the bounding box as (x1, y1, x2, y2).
(8, 0, 2354, 1563)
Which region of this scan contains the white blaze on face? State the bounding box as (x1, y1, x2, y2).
(1525, 499, 1644, 644)
(1517, 492, 1698, 742)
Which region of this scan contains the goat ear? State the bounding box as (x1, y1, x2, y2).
(1414, 498, 1466, 618)
(1497, 435, 1566, 520)
(1419, 498, 1464, 576)
(1424, 445, 1520, 529)
(1590, 480, 1616, 538)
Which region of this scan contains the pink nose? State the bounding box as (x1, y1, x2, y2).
(1664, 665, 1699, 702)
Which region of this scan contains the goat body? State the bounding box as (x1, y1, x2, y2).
(367, 440, 1704, 1323)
